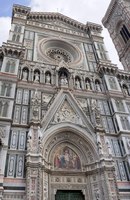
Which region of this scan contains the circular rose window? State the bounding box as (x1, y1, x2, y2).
(38, 38, 82, 66)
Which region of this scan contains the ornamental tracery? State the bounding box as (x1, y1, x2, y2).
(46, 48, 72, 63)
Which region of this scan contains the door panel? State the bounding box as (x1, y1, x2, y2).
(55, 190, 84, 200)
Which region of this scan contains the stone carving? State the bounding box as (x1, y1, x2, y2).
(75, 78, 81, 89)
(45, 73, 51, 84)
(60, 73, 68, 86)
(53, 101, 83, 126)
(95, 82, 101, 91)
(123, 86, 129, 96)
(91, 99, 101, 127)
(59, 59, 69, 69)
(46, 48, 71, 63)
(77, 98, 88, 113)
(86, 80, 91, 90)
(27, 126, 42, 154)
(0, 127, 6, 139)
(94, 190, 100, 200)
(22, 69, 28, 81)
(97, 133, 103, 155)
(34, 72, 40, 82)
(106, 138, 112, 156)
(42, 93, 53, 107)
(31, 90, 41, 122)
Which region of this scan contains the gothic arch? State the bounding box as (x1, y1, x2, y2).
(41, 123, 98, 166)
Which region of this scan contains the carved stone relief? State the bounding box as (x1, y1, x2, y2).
(52, 100, 84, 126)
(42, 93, 53, 107)
(76, 98, 88, 114)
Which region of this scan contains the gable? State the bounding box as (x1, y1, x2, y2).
(41, 90, 95, 135)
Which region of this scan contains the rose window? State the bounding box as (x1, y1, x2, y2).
(38, 38, 83, 66)
(46, 48, 72, 63)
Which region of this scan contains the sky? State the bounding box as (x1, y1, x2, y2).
(0, 0, 123, 69)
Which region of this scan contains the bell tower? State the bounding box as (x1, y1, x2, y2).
(102, 0, 130, 71)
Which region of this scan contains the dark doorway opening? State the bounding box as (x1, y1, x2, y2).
(55, 190, 85, 200)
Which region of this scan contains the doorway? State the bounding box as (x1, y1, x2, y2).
(55, 190, 85, 200)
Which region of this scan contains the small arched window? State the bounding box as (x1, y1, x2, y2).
(16, 35, 20, 42)
(3, 102, 8, 117)
(120, 24, 130, 44)
(12, 34, 16, 41)
(14, 25, 21, 33)
(5, 61, 11, 72)
(5, 60, 15, 73)
(18, 26, 21, 33)
(10, 62, 15, 73)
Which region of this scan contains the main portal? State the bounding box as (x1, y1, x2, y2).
(55, 190, 85, 200)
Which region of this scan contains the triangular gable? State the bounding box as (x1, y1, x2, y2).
(41, 90, 95, 134)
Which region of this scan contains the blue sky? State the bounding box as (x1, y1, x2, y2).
(0, 0, 123, 69)
(0, 0, 30, 17)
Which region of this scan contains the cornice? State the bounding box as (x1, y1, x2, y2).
(2, 42, 25, 58)
(27, 12, 102, 33)
(13, 4, 31, 14)
(12, 4, 102, 33)
(102, 0, 118, 27)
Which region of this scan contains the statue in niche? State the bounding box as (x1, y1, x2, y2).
(95, 82, 101, 91)
(97, 133, 103, 155)
(31, 90, 41, 122)
(34, 72, 40, 82)
(119, 162, 126, 178)
(86, 80, 91, 90)
(27, 126, 33, 152)
(123, 86, 129, 95)
(75, 79, 81, 89)
(22, 69, 28, 81)
(91, 99, 101, 126)
(45, 73, 51, 84)
(60, 73, 68, 86)
(95, 190, 100, 200)
(106, 138, 112, 156)
(54, 146, 81, 170)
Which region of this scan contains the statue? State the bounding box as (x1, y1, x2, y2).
(75, 79, 81, 89)
(34, 72, 40, 82)
(106, 138, 112, 156)
(38, 126, 42, 139)
(86, 80, 91, 90)
(27, 126, 33, 152)
(31, 90, 41, 122)
(95, 190, 100, 200)
(60, 73, 68, 86)
(97, 133, 103, 155)
(91, 99, 101, 126)
(95, 82, 101, 91)
(46, 73, 51, 84)
(123, 87, 128, 95)
(22, 69, 28, 81)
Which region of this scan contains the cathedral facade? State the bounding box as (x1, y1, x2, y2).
(0, 1, 130, 200)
